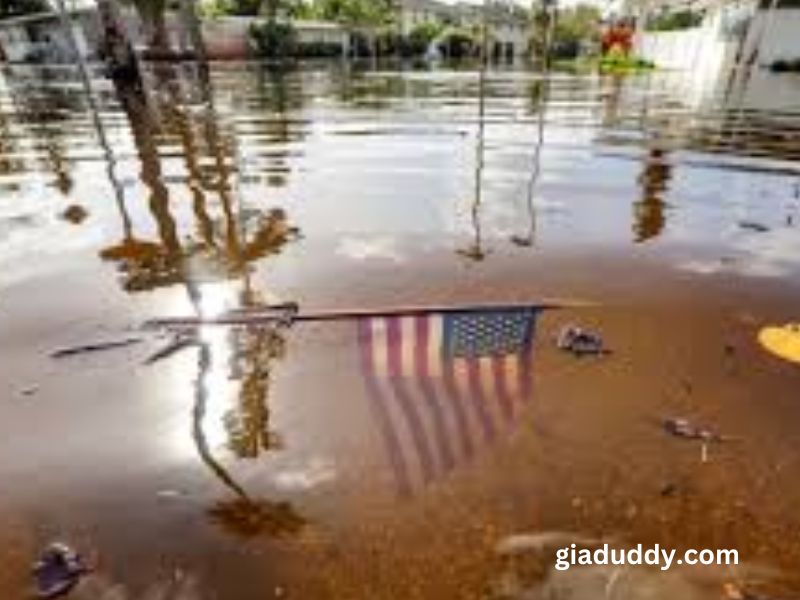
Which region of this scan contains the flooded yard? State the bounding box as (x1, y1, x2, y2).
(1, 62, 800, 599)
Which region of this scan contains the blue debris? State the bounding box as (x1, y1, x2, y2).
(32, 542, 89, 598)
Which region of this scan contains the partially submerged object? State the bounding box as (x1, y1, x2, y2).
(556, 324, 607, 357)
(32, 542, 89, 598)
(758, 323, 800, 365)
(50, 337, 143, 359)
(662, 417, 721, 442)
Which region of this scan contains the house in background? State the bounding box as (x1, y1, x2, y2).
(396, 0, 531, 58)
(0, 6, 100, 62)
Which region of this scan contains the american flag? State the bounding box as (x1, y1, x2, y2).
(357, 307, 539, 497)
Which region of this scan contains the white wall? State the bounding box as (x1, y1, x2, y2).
(740, 9, 800, 65)
(636, 10, 741, 106)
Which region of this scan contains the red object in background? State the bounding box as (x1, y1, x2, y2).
(602, 23, 634, 55)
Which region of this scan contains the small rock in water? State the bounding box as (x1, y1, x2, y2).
(32, 542, 89, 598)
(19, 385, 39, 398)
(738, 220, 770, 233)
(156, 489, 184, 500)
(662, 417, 721, 442)
(659, 482, 678, 497)
(556, 325, 607, 357)
(60, 205, 88, 225)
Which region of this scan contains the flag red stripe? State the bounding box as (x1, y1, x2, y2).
(414, 316, 456, 472)
(518, 349, 533, 402)
(492, 355, 515, 424)
(386, 317, 436, 482)
(441, 359, 475, 460)
(358, 319, 412, 497)
(466, 359, 496, 443)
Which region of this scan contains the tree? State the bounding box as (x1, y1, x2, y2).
(124, 0, 171, 50)
(309, 0, 394, 57)
(552, 3, 601, 59)
(407, 20, 442, 54)
(0, 0, 50, 18)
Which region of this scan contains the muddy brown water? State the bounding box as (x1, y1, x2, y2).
(1, 62, 800, 599)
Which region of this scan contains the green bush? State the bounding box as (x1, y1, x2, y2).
(296, 41, 343, 58)
(437, 27, 477, 59)
(407, 21, 443, 55)
(599, 52, 655, 73)
(646, 9, 704, 32)
(250, 20, 297, 58)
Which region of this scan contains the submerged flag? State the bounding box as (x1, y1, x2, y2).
(357, 307, 539, 497)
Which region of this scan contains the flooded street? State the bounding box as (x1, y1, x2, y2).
(2, 62, 800, 599)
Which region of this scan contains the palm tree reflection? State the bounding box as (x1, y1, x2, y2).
(96, 65, 305, 538)
(194, 334, 305, 539)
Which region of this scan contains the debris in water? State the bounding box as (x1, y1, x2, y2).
(156, 489, 185, 500)
(60, 205, 88, 225)
(758, 323, 800, 365)
(19, 385, 39, 398)
(659, 482, 678, 497)
(145, 332, 198, 365)
(556, 325, 607, 356)
(662, 417, 721, 442)
(50, 337, 143, 359)
(32, 542, 89, 598)
(738, 220, 770, 233)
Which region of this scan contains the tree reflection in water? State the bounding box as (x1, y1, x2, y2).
(194, 333, 305, 539)
(93, 64, 305, 538)
(634, 147, 671, 243)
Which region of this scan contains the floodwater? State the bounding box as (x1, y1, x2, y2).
(1, 61, 800, 599)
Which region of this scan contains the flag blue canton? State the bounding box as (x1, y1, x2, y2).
(443, 309, 537, 358)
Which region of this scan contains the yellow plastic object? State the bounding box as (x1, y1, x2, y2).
(758, 323, 800, 365)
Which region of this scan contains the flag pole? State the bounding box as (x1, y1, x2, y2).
(144, 299, 598, 329)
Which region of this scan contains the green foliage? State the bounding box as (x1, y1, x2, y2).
(200, 0, 309, 18)
(407, 21, 443, 54)
(552, 3, 601, 59)
(307, 0, 394, 27)
(296, 40, 342, 57)
(645, 9, 704, 32)
(249, 19, 297, 57)
(598, 52, 654, 73)
(438, 26, 477, 59)
(0, 0, 50, 18)
(208, 0, 263, 16)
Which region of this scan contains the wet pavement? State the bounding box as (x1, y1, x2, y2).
(1, 62, 800, 599)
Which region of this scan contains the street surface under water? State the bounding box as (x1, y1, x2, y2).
(1, 62, 800, 599)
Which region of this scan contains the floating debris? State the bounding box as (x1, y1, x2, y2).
(60, 205, 89, 225)
(758, 323, 800, 365)
(19, 385, 40, 398)
(738, 220, 770, 233)
(156, 489, 185, 500)
(145, 332, 198, 365)
(659, 482, 678, 497)
(556, 325, 607, 356)
(32, 542, 89, 598)
(662, 417, 721, 442)
(50, 337, 143, 359)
